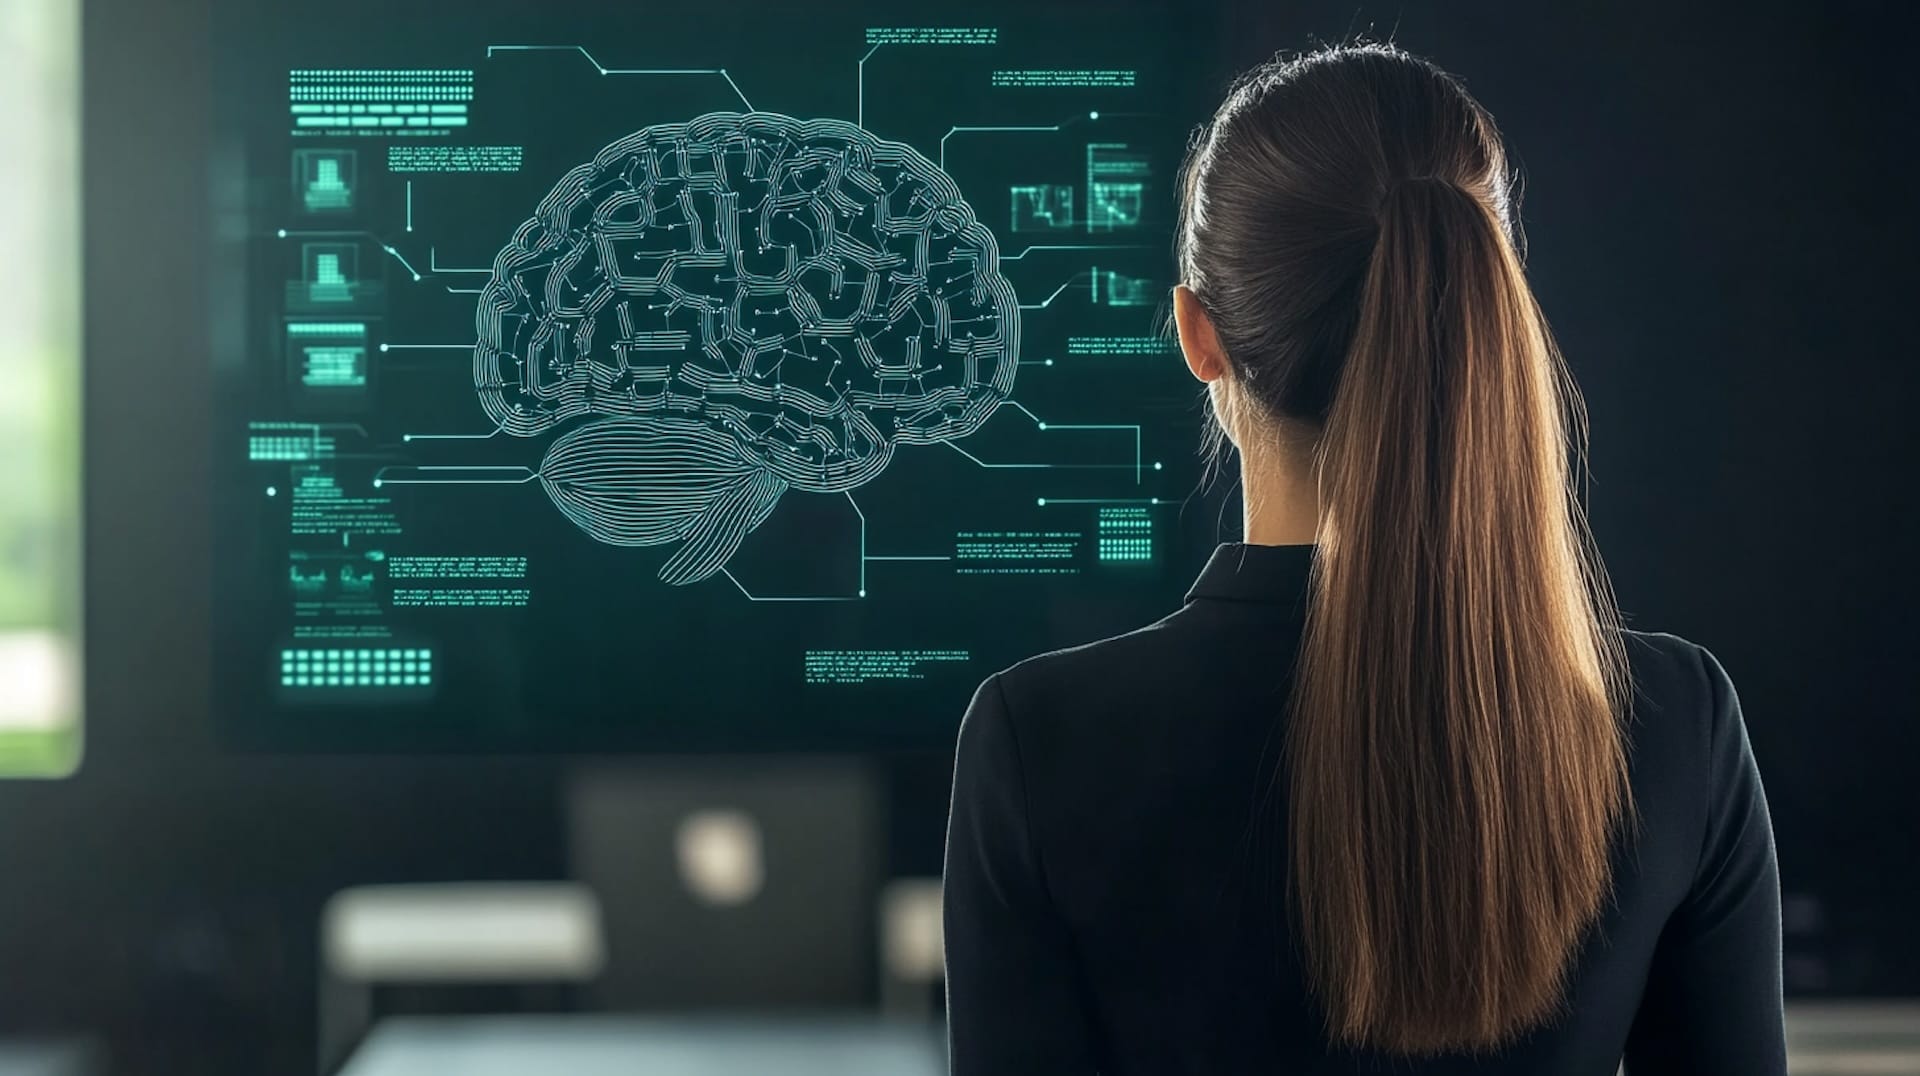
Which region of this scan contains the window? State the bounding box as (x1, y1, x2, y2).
(0, 0, 81, 777)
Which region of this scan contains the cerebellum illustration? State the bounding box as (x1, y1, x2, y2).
(474, 112, 1020, 584)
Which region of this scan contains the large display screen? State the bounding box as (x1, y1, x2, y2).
(210, 0, 1213, 750)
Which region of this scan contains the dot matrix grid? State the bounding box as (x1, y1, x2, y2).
(280, 647, 434, 689)
(290, 69, 473, 131)
(1097, 506, 1153, 562)
(249, 435, 315, 461)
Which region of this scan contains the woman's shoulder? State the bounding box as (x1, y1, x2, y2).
(1617, 628, 1754, 821)
(1620, 628, 1742, 728)
(989, 609, 1198, 708)
(964, 604, 1256, 778)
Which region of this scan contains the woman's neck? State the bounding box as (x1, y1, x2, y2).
(1237, 434, 1323, 547)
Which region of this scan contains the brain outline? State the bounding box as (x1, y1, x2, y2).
(473, 112, 1019, 585)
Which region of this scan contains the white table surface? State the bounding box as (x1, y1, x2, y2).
(338, 1014, 946, 1076)
(337, 1002, 1920, 1076)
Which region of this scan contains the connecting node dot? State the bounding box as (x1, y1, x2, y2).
(276, 228, 287, 238)
(1036, 498, 1047, 506)
(412, 274, 421, 282)
(1045, 359, 1054, 366)
(858, 589, 867, 597)
(1089, 110, 1100, 120)
(1037, 422, 1048, 430)
(379, 343, 390, 352)
(1153, 461, 1163, 470)
(265, 486, 277, 497)
(372, 479, 383, 488)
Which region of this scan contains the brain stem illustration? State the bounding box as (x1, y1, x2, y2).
(474, 112, 1020, 584)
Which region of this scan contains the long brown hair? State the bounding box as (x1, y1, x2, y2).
(1175, 42, 1633, 1054)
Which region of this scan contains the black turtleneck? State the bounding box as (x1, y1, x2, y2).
(943, 542, 1784, 1075)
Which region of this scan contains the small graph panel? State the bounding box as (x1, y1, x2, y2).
(1086, 143, 1150, 233)
(294, 149, 357, 212)
(1011, 183, 1075, 232)
(1091, 268, 1158, 307)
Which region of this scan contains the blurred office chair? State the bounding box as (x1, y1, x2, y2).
(566, 760, 881, 1011)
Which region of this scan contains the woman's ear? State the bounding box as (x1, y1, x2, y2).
(1172, 284, 1229, 384)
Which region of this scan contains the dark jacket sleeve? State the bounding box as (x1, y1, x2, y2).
(943, 674, 1101, 1075)
(1624, 642, 1787, 1075)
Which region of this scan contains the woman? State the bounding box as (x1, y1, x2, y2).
(942, 42, 1784, 1075)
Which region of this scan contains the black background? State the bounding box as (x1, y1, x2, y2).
(0, 0, 1913, 1073)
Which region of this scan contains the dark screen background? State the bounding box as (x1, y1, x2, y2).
(210, 0, 1213, 751)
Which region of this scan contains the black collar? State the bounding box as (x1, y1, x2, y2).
(1184, 542, 1317, 608)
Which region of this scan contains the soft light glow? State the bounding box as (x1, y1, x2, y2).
(323, 883, 605, 982)
(675, 808, 766, 906)
(0, 631, 73, 731)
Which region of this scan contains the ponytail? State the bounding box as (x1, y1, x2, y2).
(1284, 172, 1633, 1053)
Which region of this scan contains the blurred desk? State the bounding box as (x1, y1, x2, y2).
(338, 1015, 945, 1076)
(0, 1041, 99, 1076)
(336, 1003, 1920, 1076)
(1787, 1002, 1920, 1075)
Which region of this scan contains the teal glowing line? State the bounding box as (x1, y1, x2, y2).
(381, 244, 421, 281)
(485, 45, 750, 108)
(446, 285, 484, 295)
(430, 248, 491, 274)
(945, 442, 1047, 469)
(718, 567, 859, 603)
(858, 44, 881, 129)
(401, 429, 503, 442)
(1036, 497, 1164, 505)
(1001, 244, 1151, 261)
(1007, 402, 1144, 482)
(1018, 273, 1089, 310)
(941, 125, 1059, 170)
(380, 343, 471, 351)
(865, 555, 952, 561)
(845, 491, 867, 596)
(714, 493, 870, 601)
(944, 441, 1132, 470)
(405, 181, 412, 232)
(486, 44, 706, 73)
(371, 465, 538, 486)
(1048, 424, 1143, 484)
(372, 480, 535, 486)
(717, 70, 754, 111)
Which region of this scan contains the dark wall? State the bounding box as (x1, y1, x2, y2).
(1, 1, 1913, 1074)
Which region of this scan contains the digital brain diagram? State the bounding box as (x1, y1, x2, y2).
(479, 114, 1019, 585)
(217, 5, 1201, 737)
